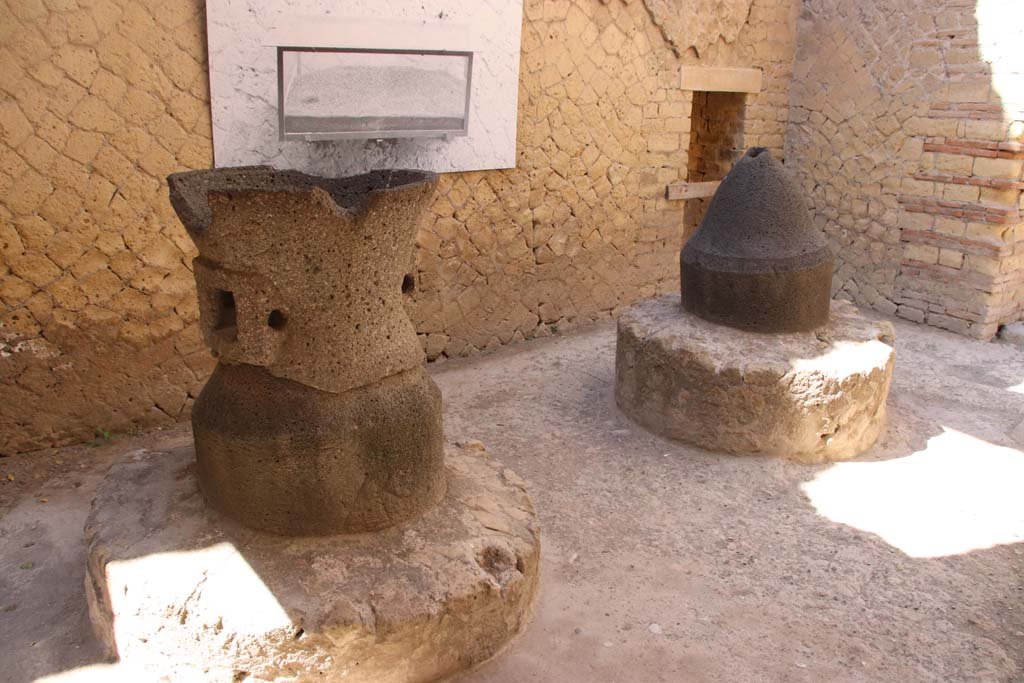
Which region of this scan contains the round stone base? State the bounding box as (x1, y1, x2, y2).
(615, 296, 896, 463)
(85, 442, 540, 682)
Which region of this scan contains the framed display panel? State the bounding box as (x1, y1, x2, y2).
(277, 47, 473, 141)
(206, 3, 524, 175)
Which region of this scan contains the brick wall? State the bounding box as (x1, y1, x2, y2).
(0, 0, 798, 454)
(786, 0, 1024, 339)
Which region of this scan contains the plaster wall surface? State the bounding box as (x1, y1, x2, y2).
(0, 0, 798, 454)
(786, 0, 1024, 339)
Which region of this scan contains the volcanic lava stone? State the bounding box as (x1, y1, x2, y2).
(680, 147, 834, 333)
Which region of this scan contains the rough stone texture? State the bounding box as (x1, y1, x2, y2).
(679, 66, 763, 93)
(615, 295, 895, 462)
(639, 0, 757, 58)
(193, 364, 445, 536)
(0, 0, 799, 454)
(786, 0, 1024, 341)
(85, 442, 540, 682)
(680, 147, 833, 332)
(167, 166, 444, 536)
(167, 166, 436, 394)
(0, 0, 215, 455)
(410, 0, 798, 366)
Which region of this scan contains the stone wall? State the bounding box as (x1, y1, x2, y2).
(0, 0, 798, 454)
(409, 0, 797, 359)
(1, 0, 214, 454)
(786, 0, 1024, 339)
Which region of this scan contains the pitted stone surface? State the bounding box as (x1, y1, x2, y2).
(168, 166, 436, 394)
(192, 364, 446, 536)
(167, 166, 444, 536)
(681, 147, 834, 333)
(85, 442, 540, 683)
(615, 296, 895, 462)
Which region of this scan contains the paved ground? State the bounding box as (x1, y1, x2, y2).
(2, 314, 1023, 682)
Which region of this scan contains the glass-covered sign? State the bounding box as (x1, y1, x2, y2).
(277, 47, 472, 141)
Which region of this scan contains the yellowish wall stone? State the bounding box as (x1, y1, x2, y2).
(0, 0, 798, 453)
(785, 0, 1024, 339)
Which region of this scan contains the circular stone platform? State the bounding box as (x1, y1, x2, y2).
(85, 443, 539, 682)
(615, 296, 895, 463)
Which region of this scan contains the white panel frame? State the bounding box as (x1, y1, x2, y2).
(206, 2, 524, 175)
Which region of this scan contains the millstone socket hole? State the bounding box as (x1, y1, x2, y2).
(477, 545, 517, 579)
(267, 309, 287, 329)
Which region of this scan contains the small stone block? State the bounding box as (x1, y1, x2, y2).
(679, 67, 763, 93)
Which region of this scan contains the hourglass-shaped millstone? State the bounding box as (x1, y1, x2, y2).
(168, 166, 445, 535)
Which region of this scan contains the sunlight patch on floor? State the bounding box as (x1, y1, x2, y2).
(802, 428, 1024, 558)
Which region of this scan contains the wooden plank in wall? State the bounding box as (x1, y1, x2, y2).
(679, 67, 762, 93)
(665, 180, 721, 201)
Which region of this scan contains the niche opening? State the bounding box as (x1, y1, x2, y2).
(683, 91, 747, 239)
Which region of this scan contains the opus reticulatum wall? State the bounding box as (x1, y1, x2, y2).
(1, 0, 797, 453)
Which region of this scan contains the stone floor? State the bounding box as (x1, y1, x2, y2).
(1, 314, 1023, 682)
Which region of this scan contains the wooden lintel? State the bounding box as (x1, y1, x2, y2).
(665, 180, 721, 201)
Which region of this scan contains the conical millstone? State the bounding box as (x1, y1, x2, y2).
(680, 147, 834, 333)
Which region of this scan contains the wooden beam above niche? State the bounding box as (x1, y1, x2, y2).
(665, 180, 721, 201)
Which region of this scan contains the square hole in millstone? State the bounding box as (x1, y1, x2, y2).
(214, 289, 239, 341)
